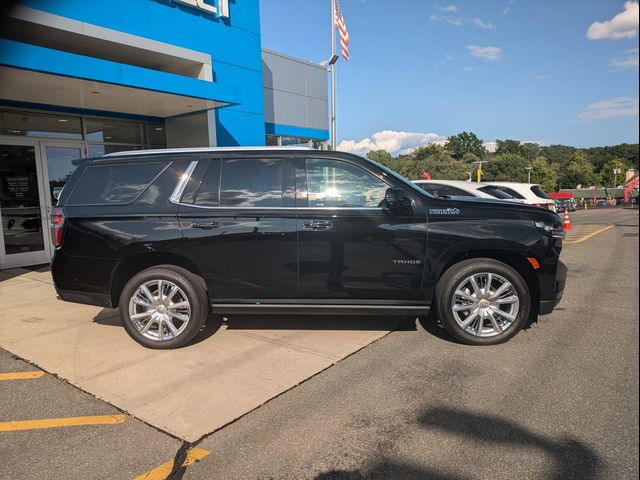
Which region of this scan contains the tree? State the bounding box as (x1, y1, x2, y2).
(599, 158, 629, 187)
(559, 151, 596, 188)
(445, 131, 486, 160)
(495, 139, 522, 156)
(421, 153, 469, 180)
(540, 145, 576, 169)
(366, 149, 393, 165)
(482, 154, 530, 182)
(520, 143, 541, 161)
(530, 156, 559, 192)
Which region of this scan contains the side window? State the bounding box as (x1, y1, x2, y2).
(67, 162, 167, 205)
(306, 159, 389, 208)
(478, 186, 514, 199)
(496, 186, 525, 199)
(423, 184, 453, 198)
(193, 160, 221, 207)
(220, 158, 288, 207)
(450, 187, 475, 197)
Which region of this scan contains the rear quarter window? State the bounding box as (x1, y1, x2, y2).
(530, 185, 550, 199)
(66, 162, 168, 205)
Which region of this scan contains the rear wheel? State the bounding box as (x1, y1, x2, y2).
(119, 266, 208, 349)
(435, 258, 530, 345)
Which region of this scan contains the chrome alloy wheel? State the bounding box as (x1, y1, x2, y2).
(451, 272, 520, 337)
(128, 280, 191, 342)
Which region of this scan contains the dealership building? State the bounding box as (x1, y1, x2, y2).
(0, 0, 329, 269)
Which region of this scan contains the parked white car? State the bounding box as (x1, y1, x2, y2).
(412, 180, 524, 202)
(480, 182, 557, 212)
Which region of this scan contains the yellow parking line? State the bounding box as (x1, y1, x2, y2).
(0, 371, 44, 381)
(0, 414, 125, 432)
(134, 447, 210, 480)
(565, 225, 614, 244)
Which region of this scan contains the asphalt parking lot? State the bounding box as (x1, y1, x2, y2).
(1, 207, 638, 479)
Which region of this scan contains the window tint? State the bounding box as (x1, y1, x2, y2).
(194, 161, 221, 206)
(421, 184, 454, 198)
(478, 186, 515, 199)
(449, 187, 475, 197)
(530, 185, 550, 199)
(220, 158, 286, 207)
(306, 159, 389, 208)
(494, 186, 525, 199)
(68, 162, 166, 205)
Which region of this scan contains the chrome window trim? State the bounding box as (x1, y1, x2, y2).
(169, 160, 198, 205)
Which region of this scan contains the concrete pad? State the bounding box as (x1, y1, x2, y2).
(0, 271, 405, 441)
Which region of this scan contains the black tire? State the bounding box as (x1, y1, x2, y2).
(435, 258, 531, 346)
(119, 265, 208, 349)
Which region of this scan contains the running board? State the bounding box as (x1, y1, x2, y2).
(211, 303, 430, 316)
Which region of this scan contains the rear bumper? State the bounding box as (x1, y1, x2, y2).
(56, 288, 113, 308)
(538, 260, 567, 315)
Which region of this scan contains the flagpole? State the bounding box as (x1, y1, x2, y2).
(330, 0, 337, 150)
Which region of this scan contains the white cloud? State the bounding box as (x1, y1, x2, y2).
(535, 74, 551, 80)
(466, 45, 502, 61)
(576, 97, 639, 121)
(337, 130, 447, 157)
(462, 66, 478, 71)
(502, 0, 515, 16)
(430, 14, 495, 29)
(587, 1, 639, 40)
(439, 5, 458, 12)
(609, 48, 639, 69)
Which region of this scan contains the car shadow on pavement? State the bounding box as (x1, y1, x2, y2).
(223, 314, 417, 332)
(315, 407, 604, 480)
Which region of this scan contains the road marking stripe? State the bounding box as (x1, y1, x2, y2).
(565, 224, 614, 244)
(0, 371, 44, 380)
(134, 448, 210, 480)
(0, 414, 125, 432)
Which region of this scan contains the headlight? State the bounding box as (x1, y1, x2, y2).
(535, 220, 565, 239)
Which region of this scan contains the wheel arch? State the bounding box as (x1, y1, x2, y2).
(110, 252, 207, 307)
(437, 250, 540, 312)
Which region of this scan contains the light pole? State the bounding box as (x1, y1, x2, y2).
(613, 166, 621, 188)
(525, 165, 533, 183)
(474, 160, 485, 183)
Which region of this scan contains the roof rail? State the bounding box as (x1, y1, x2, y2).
(105, 146, 315, 157)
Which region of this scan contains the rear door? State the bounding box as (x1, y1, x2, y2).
(296, 156, 428, 302)
(177, 155, 298, 301)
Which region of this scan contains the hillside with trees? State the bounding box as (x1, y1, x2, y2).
(366, 131, 639, 192)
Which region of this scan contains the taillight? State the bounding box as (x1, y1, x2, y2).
(51, 207, 65, 248)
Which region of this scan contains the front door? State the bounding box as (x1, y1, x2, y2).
(296, 157, 428, 301)
(0, 138, 51, 268)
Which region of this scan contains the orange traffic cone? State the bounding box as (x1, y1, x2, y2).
(563, 208, 572, 231)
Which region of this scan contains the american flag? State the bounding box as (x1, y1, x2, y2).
(334, 0, 350, 61)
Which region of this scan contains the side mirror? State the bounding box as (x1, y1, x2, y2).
(384, 188, 413, 214)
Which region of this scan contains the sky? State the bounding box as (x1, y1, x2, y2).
(259, 0, 640, 155)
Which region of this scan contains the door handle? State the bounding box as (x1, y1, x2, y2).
(191, 222, 220, 230)
(302, 221, 333, 231)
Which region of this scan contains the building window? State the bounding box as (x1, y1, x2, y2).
(0, 108, 166, 153)
(0, 109, 82, 140)
(264, 134, 327, 150)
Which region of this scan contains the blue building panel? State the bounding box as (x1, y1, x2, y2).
(0, 0, 327, 146)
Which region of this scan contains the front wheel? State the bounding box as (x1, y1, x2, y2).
(435, 258, 531, 345)
(119, 266, 208, 349)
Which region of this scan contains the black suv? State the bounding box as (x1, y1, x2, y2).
(51, 147, 567, 348)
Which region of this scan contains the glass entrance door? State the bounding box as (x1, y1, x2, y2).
(40, 141, 85, 219)
(0, 139, 51, 268)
